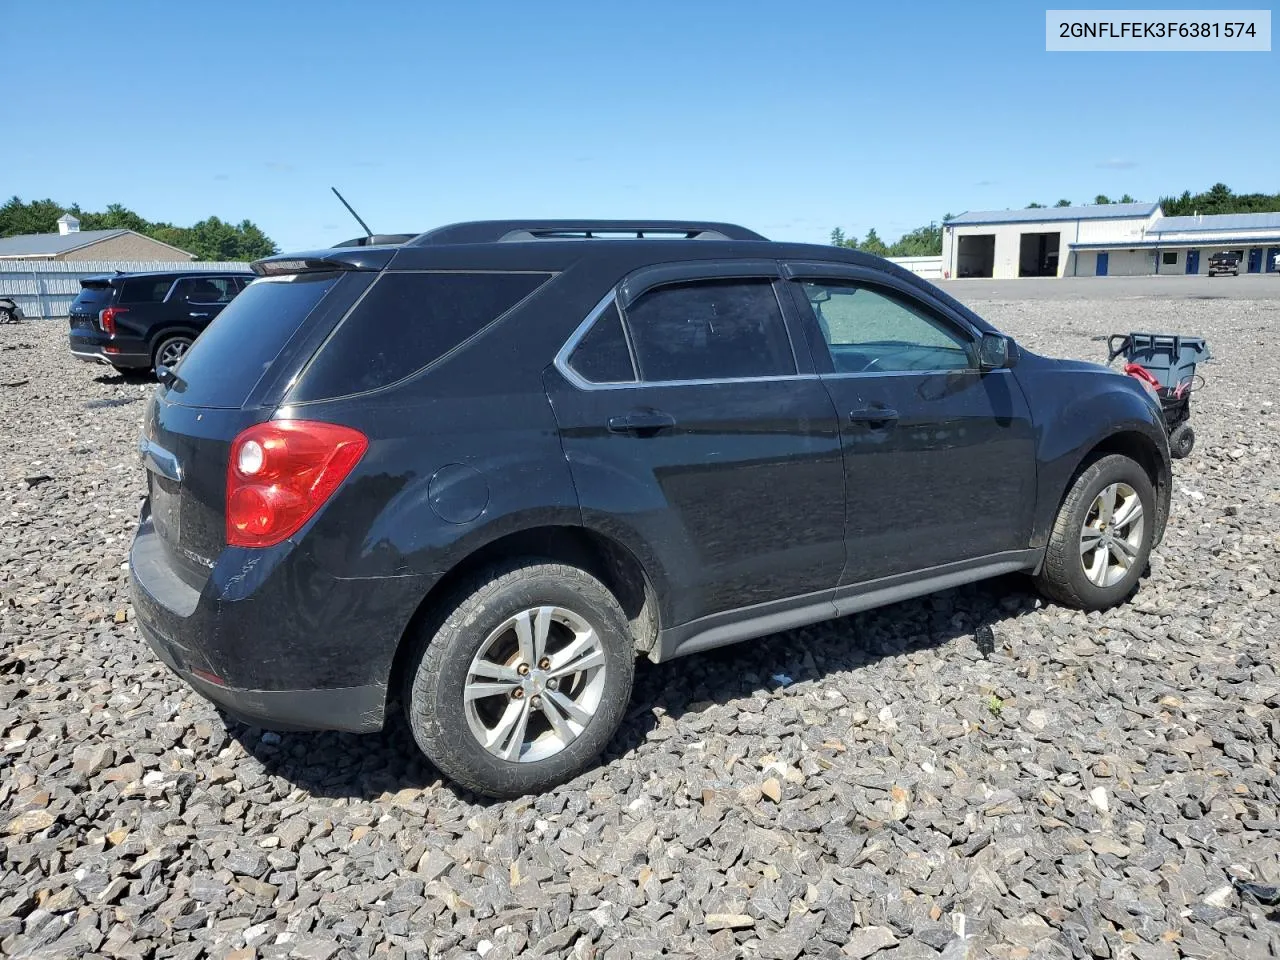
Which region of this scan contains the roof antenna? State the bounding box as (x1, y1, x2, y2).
(331, 187, 374, 238)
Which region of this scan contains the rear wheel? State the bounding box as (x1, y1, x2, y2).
(1035, 454, 1154, 610)
(404, 560, 635, 798)
(153, 335, 193, 375)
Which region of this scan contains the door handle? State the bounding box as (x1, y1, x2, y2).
(608, 411, 676, 435)
(188, 312, 209, 318)
(849, 406, 899, 427)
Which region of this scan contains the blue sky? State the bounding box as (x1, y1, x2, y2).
(3, 1, 1276, 250)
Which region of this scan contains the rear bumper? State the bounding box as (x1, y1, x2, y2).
(68, 328, 151, 368)
(136, 614, 386, 732)
(128, 499, 425, 734)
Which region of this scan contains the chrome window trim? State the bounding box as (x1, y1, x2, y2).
(820, 368, 1011, 380)
(554, 290, 817, 392)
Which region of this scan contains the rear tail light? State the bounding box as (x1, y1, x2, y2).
(100, 305, 128, 335)
(226, 421, 368, 548)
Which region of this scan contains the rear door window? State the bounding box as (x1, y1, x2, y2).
(165, 272, 343, 408)
(622, 279, 795, 382)
(119, 278, 173, 304)
(172, 276, 239, 304)
(292, 271, 552, 400)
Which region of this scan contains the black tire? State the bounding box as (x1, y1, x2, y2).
(152, 335, 193, 376)
(1169, 422, 1195, 459)
(403, 560, 635, 798)
(1034, 454, 1155, 611)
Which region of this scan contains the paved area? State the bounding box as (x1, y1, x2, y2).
(939, 274, 1280, 304)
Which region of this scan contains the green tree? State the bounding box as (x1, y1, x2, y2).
(859, 228, 889, 256)
(887, 222, 942, 257)
(1119, 193, 1135, 203)
(830, 227, 847, 247)
(1156, 183, 1280, 216)
(0, 196, 65, 236)
(1094, 194, 1112, 205)
(1026, 202, 1045, 209)
(1055, 199, 1072, 207)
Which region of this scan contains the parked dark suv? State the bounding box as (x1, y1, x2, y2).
(129, 220, 1172, 797)
(68, 270, 254, 374)
(1207, 251, 1241, 276)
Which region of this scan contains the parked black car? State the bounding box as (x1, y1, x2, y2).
(68, 270, 255, 374)
(130, 220, 1173, 797)
(1207, 251, 1241, 276)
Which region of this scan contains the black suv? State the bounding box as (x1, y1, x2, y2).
(129, 220, 1172, 797)
(1207, 251, 1241, 276)
(68, 270, 254, 374)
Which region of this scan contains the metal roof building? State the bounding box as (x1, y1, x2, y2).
(941, 203, 1280, 279)
(0, 215, 194, 262)
(945, 202, 1160, 227)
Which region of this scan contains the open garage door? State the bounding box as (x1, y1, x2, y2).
(1019, 232, 1061, 277)
(957, 234, 994, 278)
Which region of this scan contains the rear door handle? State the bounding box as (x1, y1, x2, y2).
(849, 406, 899, 427)
(608, 411, 676, 435)
(189, 312, 209, 318)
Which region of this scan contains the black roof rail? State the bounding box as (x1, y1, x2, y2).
(331, 233, 418, 248)
(409, 220, 768, 245)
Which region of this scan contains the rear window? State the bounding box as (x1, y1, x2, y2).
(291, 271, 552, 400)
(165, 273, 340, 408)
(119, 278, 173, 303)
(71, 283, 114, 314)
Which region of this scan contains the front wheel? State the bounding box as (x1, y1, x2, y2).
(404, 561, 635, 798)
(1034, 454, 1155, 610)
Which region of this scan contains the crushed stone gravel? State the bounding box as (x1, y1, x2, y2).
(1, 293, 1278, 959)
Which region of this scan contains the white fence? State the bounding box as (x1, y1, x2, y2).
(887, 256, 944, 280)
(0, 259, 252, 319)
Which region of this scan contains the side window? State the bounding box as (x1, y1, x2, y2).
(622, 279, 795, 383)
(292, 271, 552, 400)
(799, 280, 973, 373)
(568, 301, 636, 383)
(172, 277, 238, 304)
(119, 278, 172, 304)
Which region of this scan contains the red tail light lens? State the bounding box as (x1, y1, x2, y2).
(100, 305, 128, 335)
(226, 421, 368, 548)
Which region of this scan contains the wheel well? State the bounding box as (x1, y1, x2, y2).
(386, 526, 659, 706)
(1082, 431, 1163, 486)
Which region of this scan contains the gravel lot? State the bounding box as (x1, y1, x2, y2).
(2, 291, 1279, 960)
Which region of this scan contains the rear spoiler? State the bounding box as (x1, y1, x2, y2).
(331, 233, 417, 248)
(251, 246, 401, 276)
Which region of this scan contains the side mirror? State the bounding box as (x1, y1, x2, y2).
(978, 333, 1014, 370)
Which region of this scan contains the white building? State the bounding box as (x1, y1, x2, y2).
(940, 203, 1280, 279)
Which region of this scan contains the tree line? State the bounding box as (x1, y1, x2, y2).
(0, 197, 278, 261)
(831, 184, 1280, 257)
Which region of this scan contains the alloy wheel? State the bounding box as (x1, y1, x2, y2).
(1079, 482, 1144, 587)
(463, 605, 608, 763)
(157, 338, 191, 368)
